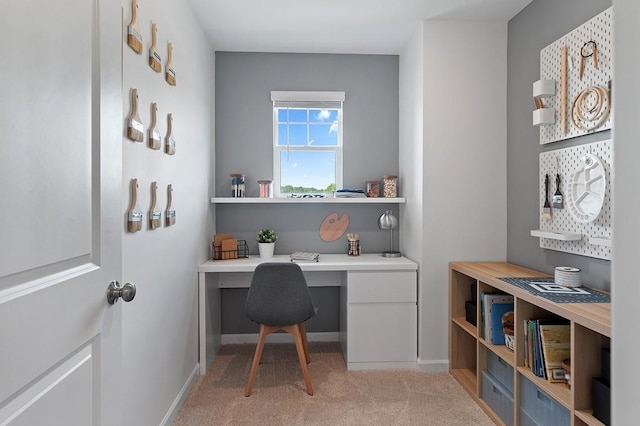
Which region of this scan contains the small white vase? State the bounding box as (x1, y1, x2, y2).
(258, 242, 275, 258)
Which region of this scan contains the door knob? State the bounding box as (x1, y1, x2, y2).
(107, 281, 136, 305)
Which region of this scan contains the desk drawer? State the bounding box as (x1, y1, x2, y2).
(347, 271, 416, 303)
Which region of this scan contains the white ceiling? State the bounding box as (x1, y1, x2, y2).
(188, 0, 532, 55)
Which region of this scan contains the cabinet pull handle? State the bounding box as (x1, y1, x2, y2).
(537, 390, 552, 407)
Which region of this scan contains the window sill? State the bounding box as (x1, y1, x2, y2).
(211, 197, 406, 204)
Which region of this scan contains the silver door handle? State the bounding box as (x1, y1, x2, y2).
(107, 281, 136, 305)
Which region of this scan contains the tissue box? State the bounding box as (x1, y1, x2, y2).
(465, 301, 477, 326)
(592, 377, 610, 425)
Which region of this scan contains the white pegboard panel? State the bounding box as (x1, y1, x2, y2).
(536, 139, 612, 260)
(538, 7, 614, 144)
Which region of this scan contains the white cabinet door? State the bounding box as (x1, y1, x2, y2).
(347, 303, 417, 363)
(0, 0, 123, 424)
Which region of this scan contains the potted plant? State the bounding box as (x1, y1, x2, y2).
(256, 228, 277, 258)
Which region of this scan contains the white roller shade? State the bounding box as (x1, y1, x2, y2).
(271, 91, 345, 108)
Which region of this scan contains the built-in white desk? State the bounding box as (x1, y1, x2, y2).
(198, 254, 418, 374)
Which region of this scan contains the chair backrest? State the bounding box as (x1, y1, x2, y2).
(245, 262, 316, 326)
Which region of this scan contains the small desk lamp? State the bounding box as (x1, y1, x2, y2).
(377, 209, 401, 257)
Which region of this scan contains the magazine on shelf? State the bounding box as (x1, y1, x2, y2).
(334, 189, 367, 198)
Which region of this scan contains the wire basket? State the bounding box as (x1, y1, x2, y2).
(212, 240, 249, 260)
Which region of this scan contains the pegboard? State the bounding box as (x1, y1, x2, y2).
(538, 7, 614, 144)
(536, 139, 612, 260)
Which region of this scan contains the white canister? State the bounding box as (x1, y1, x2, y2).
(258, 180, 273, 198)
(554, 266, 581, 287)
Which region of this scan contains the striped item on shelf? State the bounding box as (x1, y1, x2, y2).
(554, 267, 581, 287)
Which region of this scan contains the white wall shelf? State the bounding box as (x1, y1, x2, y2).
(589, 237, 612, 247)
(533, 108, 555, 126)
(211, 197, 406, 204)
(533, 79, 556, 97)
(530, 229, 582, 241)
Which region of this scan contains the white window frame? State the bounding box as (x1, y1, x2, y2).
(271, 91, 344, 198)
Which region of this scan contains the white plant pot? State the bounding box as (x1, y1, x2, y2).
(258, 242, 275, 258)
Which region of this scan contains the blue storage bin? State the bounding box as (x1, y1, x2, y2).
(481, 370, 514, 426)
(520, 376, 570, 426)
(486, 350, 514, 394)
(519, 408, 541, 426)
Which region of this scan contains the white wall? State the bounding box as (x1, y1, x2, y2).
(120, 0, 214, 424)
(611, 0, 640, 422)
(417, 21, 508, 369)
(399, 23, 425, 357)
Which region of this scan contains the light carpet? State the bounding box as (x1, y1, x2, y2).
(173, 342, 493, 425)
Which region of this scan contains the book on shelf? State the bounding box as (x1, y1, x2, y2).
(290, 252, 320, 262)
(536, 319, 546, 378)
(523, 320, 529, 368)
(527, 320, 543, 377)
(524, 318, 570, 382)
(539, 321, 571, 383)
(489, 302, 514, 345)
(334, 189, 367, 198)
(480, 293, 514, 343)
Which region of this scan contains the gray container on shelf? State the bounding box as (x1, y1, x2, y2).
(258, 180, 273, 198)
(230, 173, 245, 197)
(382, 175, 397, 197)
(481, 370, 514, 426)
(520, 376, 570, 426)
(486, 350, 514, 394)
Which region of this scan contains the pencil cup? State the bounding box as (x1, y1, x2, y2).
(348, 240, 360, 256)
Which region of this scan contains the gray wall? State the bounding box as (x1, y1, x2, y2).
(215, 52, 399, 197)
(507, 0, 612, 290)
(215, 52, 400, 333)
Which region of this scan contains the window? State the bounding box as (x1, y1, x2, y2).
(271, 91, 344, 197)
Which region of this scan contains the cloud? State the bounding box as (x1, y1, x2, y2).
(329, 121, 339, 133)
(292, 162, 298, 168)
(316, 109, 331, 121)
(307, 139, 314, 145)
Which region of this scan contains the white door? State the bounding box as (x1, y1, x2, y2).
(0, 0, 125, 424)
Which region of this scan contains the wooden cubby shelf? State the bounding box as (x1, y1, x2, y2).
(449, 262, 611, 426)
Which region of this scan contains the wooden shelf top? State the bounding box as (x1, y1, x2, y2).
(449, 261, 611, 337)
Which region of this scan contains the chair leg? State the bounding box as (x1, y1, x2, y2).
(283, 324, 314, 396)
(245, 324, 277, 397)
(300, 322, 311, 364)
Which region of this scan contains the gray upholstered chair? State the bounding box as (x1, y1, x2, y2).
(244, 262, 316, 396)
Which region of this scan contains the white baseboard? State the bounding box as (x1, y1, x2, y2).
(347, 361, 418, 371)
(160, 363, 199, 426)
(221, 331, 339, 345)
(417, 358, 449, 372)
